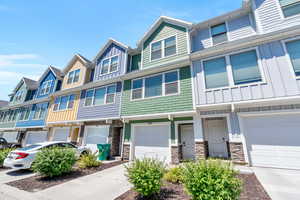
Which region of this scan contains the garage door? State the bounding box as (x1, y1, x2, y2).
(2, 132, 19, 143)
(25, 131, 48, 145)
(243, 114, 300, 169)
(133, 124, 170, 163)
(53, 128, 70, 141)
(84, 126, 110, 153)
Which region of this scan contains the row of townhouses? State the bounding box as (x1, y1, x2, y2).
(1, 0, 300, 169)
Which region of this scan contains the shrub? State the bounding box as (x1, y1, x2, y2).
(163, 166, 184, 183)
(125, 158, 166, 197)
(0, 148, 14, 167)
(77, 152, 101, 169)
(32, 147, 76, 177)
(181, 159, 242, 200)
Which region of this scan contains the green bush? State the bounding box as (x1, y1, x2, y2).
(32, 147, 76, 177)
(0, 148, 14, 167)
(77, 152, 101, 169)
(125, 158, 166, 197)
(182, 160, 242, 200)
(163, 166, 184, 183)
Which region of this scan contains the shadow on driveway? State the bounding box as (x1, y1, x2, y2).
(6, 169, 33, 176)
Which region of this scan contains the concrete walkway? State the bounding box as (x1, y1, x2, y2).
(0, 169, 34, 184)
(0, 165, 131, 200)
(253, 167, 300, 200)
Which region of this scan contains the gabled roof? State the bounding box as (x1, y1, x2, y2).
(12, 77, 38, 94)
(63, 54, 92, 74)
(38, 65, 63, 83)
(137, 16, 192, 48)
(93, 38, 129, 62)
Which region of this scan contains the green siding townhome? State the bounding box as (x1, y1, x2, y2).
(121, 16, 195, 164)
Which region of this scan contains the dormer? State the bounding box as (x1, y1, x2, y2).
(93, 38, 129, 82)
(35, 66, 63, 99)
(61, 54, 92, 90)
(9, 77, 38, 105)
(137, 16, 192, 69)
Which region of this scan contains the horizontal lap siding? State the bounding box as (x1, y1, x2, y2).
(46, 92, 80, 122)
(77, 82, 122, 120)
(228, 15, 256, 40)
(142, 22, 188, 69)
(94, 44, 126, 81)
(193, 40, 300, 105)
(121, 66, 193, 116)
(0, 122, 16, 129)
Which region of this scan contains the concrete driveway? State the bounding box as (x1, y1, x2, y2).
(253, 167, 300, 200)
(0, 169, 34, 184)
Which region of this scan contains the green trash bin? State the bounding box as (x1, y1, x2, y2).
(97, 144, 111, 160)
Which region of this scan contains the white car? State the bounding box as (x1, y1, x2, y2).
(3, 141, 89, 170)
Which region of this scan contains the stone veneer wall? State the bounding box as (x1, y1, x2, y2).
(171, 145, 182, 164)
(194, 141, 208, 160)
(229, 142, 246, 164)
(122, 144, 130, 161)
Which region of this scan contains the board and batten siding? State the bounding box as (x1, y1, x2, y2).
(253, 0, 300, 33)
(191, 14, 256, 52)
(94, 43, 127, 82)
(192, 40, 300, 106)
(77, 82, 122, 120)
(36, 71, 57, 99)
(121, 66, 193, 116)
(46, 92, 80, 123)
(142, 22, 188, 69)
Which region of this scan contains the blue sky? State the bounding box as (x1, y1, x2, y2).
(0, 0, 242, 100)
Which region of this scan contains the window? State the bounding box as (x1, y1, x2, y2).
(15, 91, 23, 101)
(151, 41, 162, 60)
(24, 108, 31, 120)
(19, 109, 26, 121)
(164, 36, 176, 57)
(101, 56, 119, 75)
(33, 105, 41, 119)
(203, 57, 229, 89)
(59, 96, 68, 110)
(106, 85, 116, 104)
(110, 56, 118, 72)
(67, 95, 75, 109)
(40, 80, 52, 95)
(165, 71, 179, 95)
(73, 69, 80, 83)
(67, 71, 74, 84)
(53, 97, 60, 111)
(286, 39, 300, 76)
(94, 88, 106, 105)
(39, 106, 46, 119)
(211, 23, 228, 45)
(132, 79, 143, 100)
(230, 50, 262, 85)
(85, 90, 94, 106)
(145, 75, 163, 98)
(12, 110, 18, 121)
(151, 36, 177, 61)
(279, 0, 300, 17)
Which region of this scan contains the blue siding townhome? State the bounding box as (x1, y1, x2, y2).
(76, 39, 127, 155)
(191, 0, 300, 169)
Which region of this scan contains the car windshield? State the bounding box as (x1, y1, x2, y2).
(17, 144, 42, 151)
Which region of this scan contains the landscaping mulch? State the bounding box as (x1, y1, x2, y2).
(6, 161, 125, 192)
(115, 173, 271, 200)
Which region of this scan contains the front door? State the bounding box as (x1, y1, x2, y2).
(204, 118, 229, 158)
(181, 124, 195, 160)
(71, 127, 80, 144)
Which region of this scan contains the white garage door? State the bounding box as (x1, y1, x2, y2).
(53, 128, 70, 141)
(2, 132, 19, 143)
(133, 124, 170, 163)
(243, 114, 300, 169)
(25, 131, 48, 145)
(84, 126, 110, 153)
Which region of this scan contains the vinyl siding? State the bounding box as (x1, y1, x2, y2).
(0, 121, 16, 129)
(121, 66, 193, 116)
(192, 39, 300, 106)
(62, 60, 88, 90)
(142, 22, 188, 69)
(77, 82, 122, 120)
(253, 0, 300, 33)
(9, 83, 27, 106)
(36, 71, 57, 99)
(94, 43, 126, 81)
(46, 91, 80, 123)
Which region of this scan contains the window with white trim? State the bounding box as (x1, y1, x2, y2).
(211, 23, 228, 45)
(67, 69, 80, 84)
(84, 84, 117, 106)
(279, 0, 300, 17)
(84, 90, 94, 106)
(106, 85, 116, 104)
(15, 91, 23, 101)
(286, 39, 300, 76)
(100, 56, 119, 75)
(40, 80, 52, 95)
(67, 95, 75, 109)
(53, 97, 60, 111)
(151, 36, 177, 61)
(53, 94, 76, 111)
(203, 49, 262, 89)
(33, 105, 41, 119)
(20, 107, 31, 121)
(131, 70, 180, 100)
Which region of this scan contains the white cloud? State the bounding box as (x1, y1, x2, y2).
(0, 54, 39, 66)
